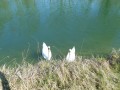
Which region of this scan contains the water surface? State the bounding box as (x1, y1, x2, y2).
(0, 0, 120, 64)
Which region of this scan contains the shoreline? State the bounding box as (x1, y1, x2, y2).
(0, 49, 119, 90)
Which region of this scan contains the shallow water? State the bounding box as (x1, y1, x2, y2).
(0, 0, 120, 64)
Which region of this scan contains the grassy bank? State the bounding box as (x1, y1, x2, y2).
(0, 49, 120, 90)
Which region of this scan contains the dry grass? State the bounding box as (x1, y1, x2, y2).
(0, 56, 119, 90)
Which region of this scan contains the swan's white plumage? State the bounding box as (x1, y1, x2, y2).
(66, 46, 75, 62)
(42, 42, 52, 60)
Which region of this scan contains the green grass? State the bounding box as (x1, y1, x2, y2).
(0, 49, 120, 90)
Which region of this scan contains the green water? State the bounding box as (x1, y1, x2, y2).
(0, 0, 120, 64)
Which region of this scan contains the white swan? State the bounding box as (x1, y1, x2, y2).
(66, 46, 75, 62)
(42, 42, 52, 60)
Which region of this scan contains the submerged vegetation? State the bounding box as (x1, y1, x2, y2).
(0, 49, 120, 90)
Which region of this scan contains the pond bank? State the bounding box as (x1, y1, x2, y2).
(0, 50, 120, 90)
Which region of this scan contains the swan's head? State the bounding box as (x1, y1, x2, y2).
(72, 46, 75, 53)
(43, 42, 46, 47)
(48, 46, 50, 50)
(43, 42, 45, 45)
(69, 49, 72, 52)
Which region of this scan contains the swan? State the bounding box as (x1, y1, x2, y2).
(42, 42, 52, 60)
(66, 46, 75, 62)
